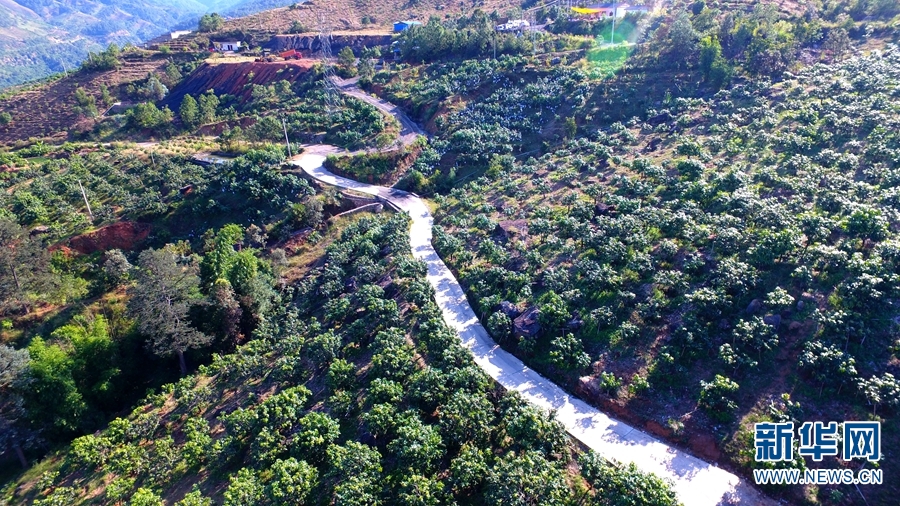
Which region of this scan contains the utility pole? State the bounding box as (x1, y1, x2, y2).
(78, 180, 94, 222)
(282, 117, 292, 157)
(611, 3, 617, 45)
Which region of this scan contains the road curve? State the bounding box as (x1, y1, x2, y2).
(289, 83, 775, 506)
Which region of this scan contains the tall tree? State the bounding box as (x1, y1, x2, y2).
(129, 247, 211, 375)
(0, 218, 54, 313)
(338, 46, 358, 76)
(824, 27, 850, 62)
(0, 344, 32, 467)
(178, 95, 200, 130)
(199, 91, 220, 125)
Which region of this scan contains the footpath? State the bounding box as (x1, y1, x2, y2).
(289, 80, 775, 506)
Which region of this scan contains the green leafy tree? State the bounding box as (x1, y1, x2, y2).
(199, 91, 220, 124)
(175, 491, 213, 506)
(24, 338, 85, 438)
(224, 468, 263, 506)
(137, 76, 169, 101)
(397, 474, 446, 506)
(549, 333, 591, 371)
(823, 27, 850, 62)
(130, 488, 164, 506)
(199, 13, 225, 32)
(438, 390, 493, 446)
(73, 87, 98, 118)
(579, 451, 680, 506)
(293, 412, 340, 463)
(127, 103, 173, 131)
(266, 458, 317, 504)
(83, 43, 120, 71)
(128, 247, 211, 375)
(662, 12, 699, 68)
(539, 291, 570, 335)
(338, 47, 357, 77)
(449, 443, 489, 493)
(485, 451, 573, 506)
(50, 315, 120, 410)
(698, 374, 739, 422)
(798, 341, 857, 395)
(180, 95, 200, 129)
(387, 416, 444, 472)
(699, 36, 732, 89)
(857, 373, 900, 416)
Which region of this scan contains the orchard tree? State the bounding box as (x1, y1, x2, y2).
(449, 444, 489, 493)
(698, 374, 739, 422)
(129, 247, 211, 375)
(549, 333, 590, 372)
(485, 451, 572, 506)
(858, 373, 900, 417)
(388, 416, 444, 472)
(579, 451, 680, 506)
(266, 458, 317, 504)
(798, 341, 857, 395)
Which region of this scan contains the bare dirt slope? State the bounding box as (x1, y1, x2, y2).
(160, 60, 315, 108)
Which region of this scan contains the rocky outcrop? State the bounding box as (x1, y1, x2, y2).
(495, 220, 528, 242)
(513, 306, 540, 339)
(763, 314, 782, 328)
(746, 298, 763, 314)
(498, 300, 521, 319)
(267, 34, 393, 53)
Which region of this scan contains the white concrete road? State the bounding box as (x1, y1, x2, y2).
(288, 82, 775, 506)
(291, 154, 774, 506)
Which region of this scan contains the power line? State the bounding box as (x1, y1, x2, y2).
(317, 12, 341, 114)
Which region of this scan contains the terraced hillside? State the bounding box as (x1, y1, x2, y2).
(0, 51, 192, 144)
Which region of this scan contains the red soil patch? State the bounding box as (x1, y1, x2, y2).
(161, 61, 314, 109)
(59, 221, 151, 254)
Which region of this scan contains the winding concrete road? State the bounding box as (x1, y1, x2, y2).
(289, 82, 774, 506)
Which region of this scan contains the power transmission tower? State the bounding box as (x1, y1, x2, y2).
(317, 14, 341, 113)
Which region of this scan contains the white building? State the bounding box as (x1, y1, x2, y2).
(496, 19, 530, 31)
(214, 41, 242, 52)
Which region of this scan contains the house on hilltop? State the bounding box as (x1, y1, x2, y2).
(214, 41, 242, 52)
(393, 20, 422, 32)
(496, 19, 530, 31)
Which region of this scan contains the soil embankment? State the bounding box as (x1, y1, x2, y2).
(161, 61, 314, 109)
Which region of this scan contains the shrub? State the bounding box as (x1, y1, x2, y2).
(698, 374, 739, 422)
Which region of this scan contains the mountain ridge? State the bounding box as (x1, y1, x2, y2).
(0, 0, 295, 89)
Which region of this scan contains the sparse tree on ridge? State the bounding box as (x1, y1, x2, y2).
(199, 13, 225, 33)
